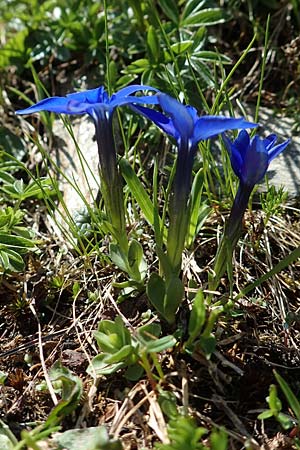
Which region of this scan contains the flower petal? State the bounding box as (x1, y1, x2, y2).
(193, 116, 257, 143)
(115, 84, 159, 97)
(16, 96, 74, 115)
(112, 95, 159, 109)
(241, 136, 269, 185)
(222, 133, 243, 178)
(268, 138, 290, 162)
(263, 134, 277, 150)
(158, 94, 194, 145)
(67, 86, 107, 104)
(131, 104, 179, 140)
(232, 129, 250, 159)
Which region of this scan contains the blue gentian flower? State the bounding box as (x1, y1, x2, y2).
(133, 94, 257, 207)
(223, 130, 290, 188)
(16, 85, 159, 117)
(16, 85, 159, 245)
(16, 84, 159, 181)
(133, 94, 257, 273)
(210, 130, 290, 296)
(133, 93, 257, 149)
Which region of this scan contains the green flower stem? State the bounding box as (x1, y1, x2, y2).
(166, 143, 195, 275)
(167, 189, 190, 275)
(92, 107, 128, 252)
(209, 182, 253, 295)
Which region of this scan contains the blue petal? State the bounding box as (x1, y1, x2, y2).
(232, 129, 250, 159)
(268, 138, 290, 162)
(111, 95, 159, 109)
(16, 96, 77, 115)
(67, 86, 107, 104)
(115, 84, 159, 97)
(193, 116, 257, 143)
(158, 94, 194, 144)
(222, 133, 243, 178)
(263, 134, 277, 150)
(242, 136, 269, 185)
(185, 105, 199, 121)
(130, 104, 179, 140)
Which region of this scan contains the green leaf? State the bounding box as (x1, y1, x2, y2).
(146, 273, 166, 318)
(258, 410, 274, 420)
(124, 363, 144, 381)
(103, 345, 134, 364)
(124, 58, 150, 74)
(193, 50, 231, 64)
(189, 59, 215, 87)
(147, 25, 160, 63)
(187, 168, 204, 247)
(108, 60, 117, 89)
(22, 178, 54, 199)
(0, 420, 18, 449)
(0, 233, 36, 250)
(0, 372, 7, 384)
(199, 334, 216, 356)
(0, 29, 29, 69)
(44, 362, 83, 424)
(115, 315, 132, 346)
(0, 433, 14, 450)
(87, 354, 125, 376)
(170, 40, 193, 55)
(137, 323, 161, 344)
(119, 158, 160, 229)
(181, 8, 227, 27)
(0, 127, 26, 159)
(143, 335, 176, 353)
(0, 251, 10, 271)
(159, 391, 178, 420)
(0, 248, 25, 272)
(96, 317, 132, 350)
(54, 426, 123, 450)
(210, 428, 228, 450)
(0, 171, 16, 185)
(110, 243, 129, 273)
(159, 0, 179, 24)
(182, 0, 207, 19)
(277, 412, 294, 430)
(274, 370, 300, 422)
(268, 384, 282, 413)
(188, 289, 206, 344)
(190, 26, 207, 52)
(93, 331, 123, 353)
(128, 239, 145, 280)
(164, 276, 184, 324)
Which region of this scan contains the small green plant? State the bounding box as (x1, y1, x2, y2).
(37, 361, 83, 419)
(260, 184, 288, 224)
(87, 316, 176, 381)
(0, 362, 83, 450)
(185, 288, 223, 358)
(0, 207, 37, 272)
(155, 416, 228, 450)
(52, 426, 123, 450)
(155, 416, 208, 450)
(258, 383, 295, 429)
(259, 370, 300, 448)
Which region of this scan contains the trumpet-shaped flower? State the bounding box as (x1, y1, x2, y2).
(223, 130, 290, 188)
(16, 85, 159, 117)
(133, 93, 257, 151)
(133, 93, 257, 274)
(210, 130, 291, 296)
(134, 94, 257, 208)
(16, 85, 159, 248)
